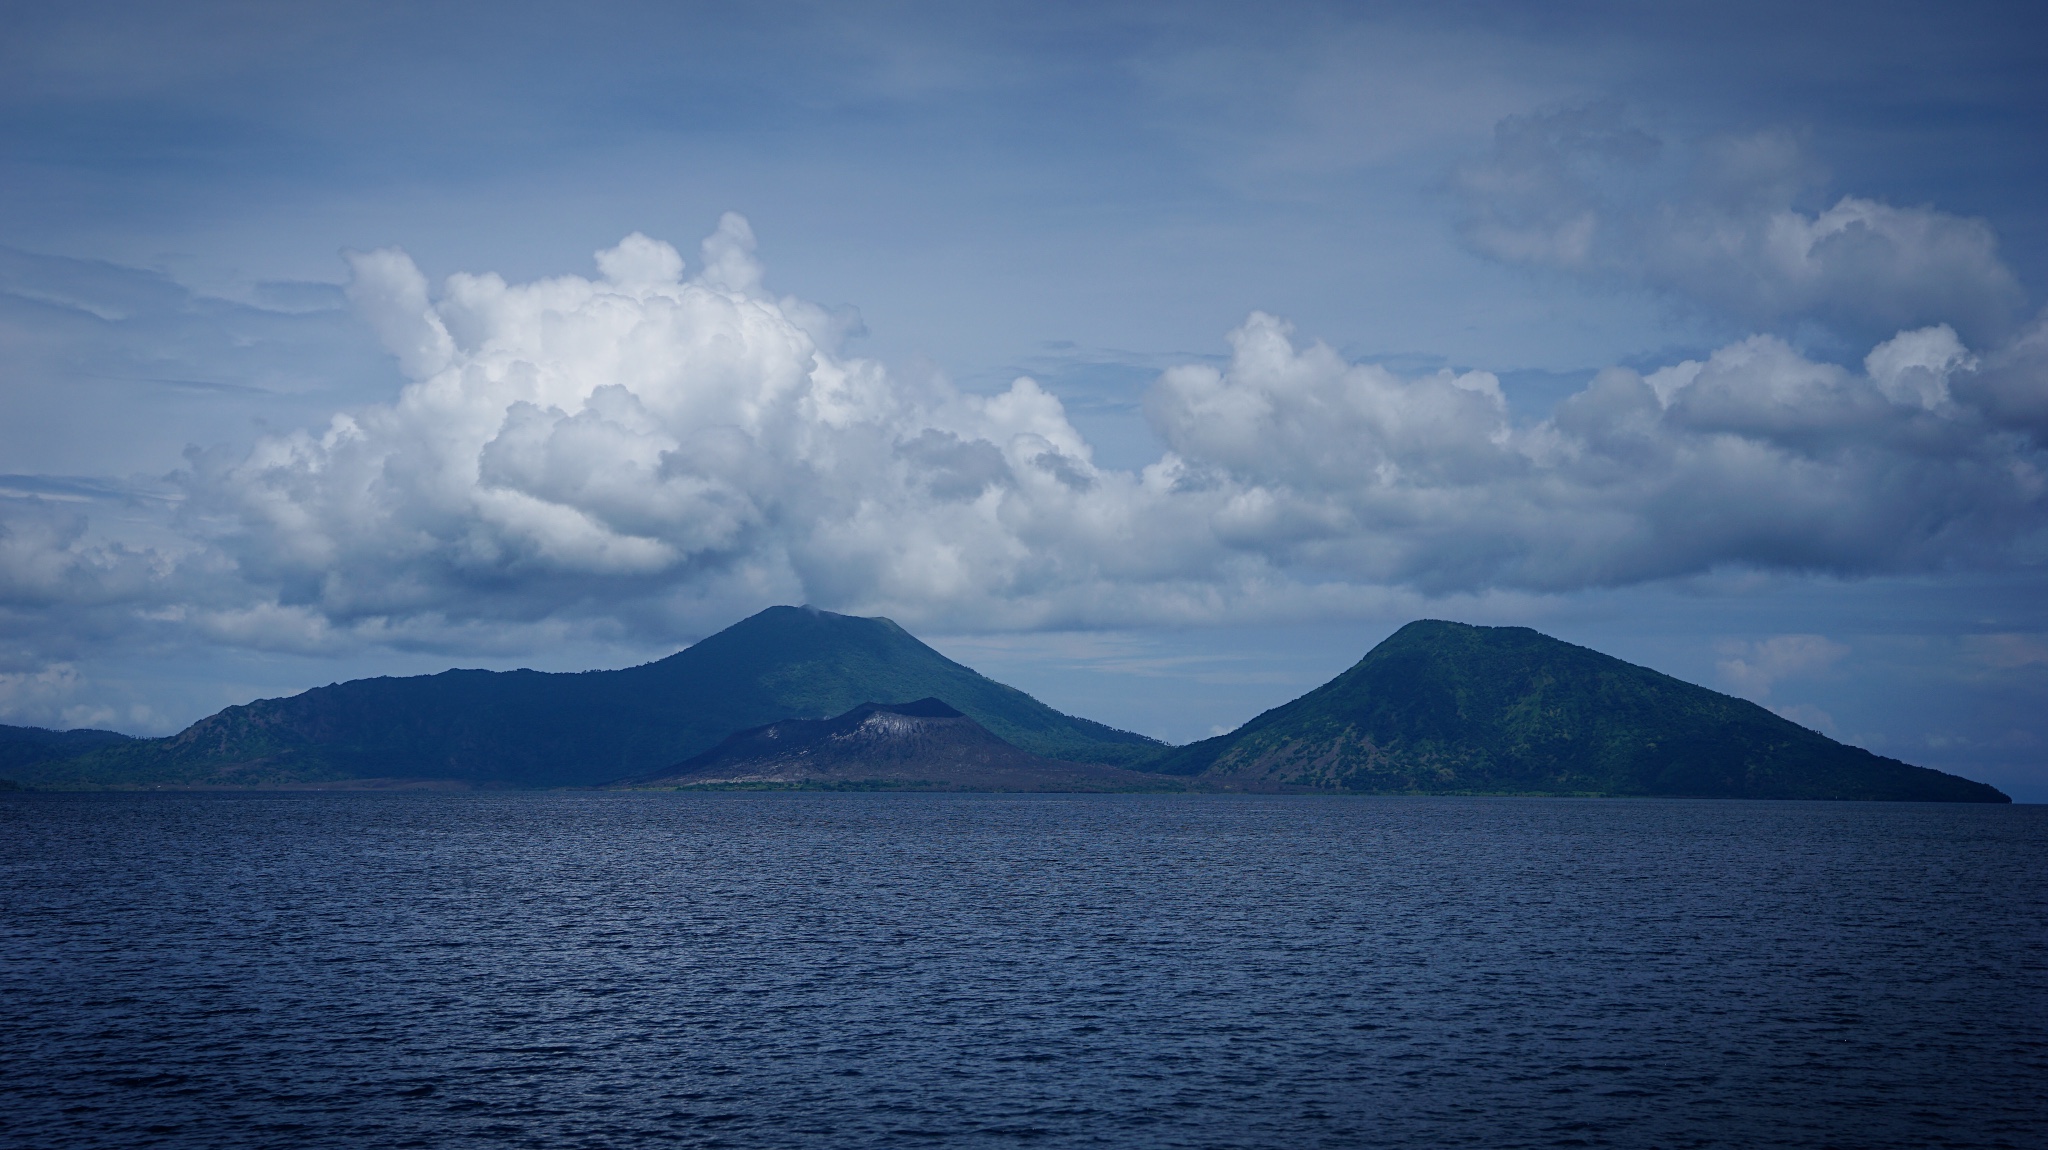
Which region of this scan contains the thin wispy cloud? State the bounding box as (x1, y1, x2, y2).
(1455, 107, 2028, 347)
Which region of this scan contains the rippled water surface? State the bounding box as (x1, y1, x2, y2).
(4, 793, 2044, 1149)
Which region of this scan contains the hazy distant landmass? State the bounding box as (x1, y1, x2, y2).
(1151, 620, 2007, 802)
(625, 698, 1178, 792)
(1, 608, 2008, 801)
(0, 725, 135, 787)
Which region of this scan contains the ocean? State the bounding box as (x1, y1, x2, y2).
(4, 792, 2043, 1148)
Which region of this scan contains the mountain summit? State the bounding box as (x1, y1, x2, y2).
(25, 606, 1160, 789)
(1147, 620, 2008, 801)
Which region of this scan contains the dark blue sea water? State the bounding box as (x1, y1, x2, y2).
(3, 793, 2043, 1149)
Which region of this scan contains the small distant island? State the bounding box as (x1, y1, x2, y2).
(0, 607, 2009, 802)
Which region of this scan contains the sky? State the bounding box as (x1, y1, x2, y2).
(3, 0, 2047, 797)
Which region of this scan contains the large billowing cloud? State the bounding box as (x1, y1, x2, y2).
(178, 216, 1220, 638)
(1455, 105, 2029, 347)
(2, 214, 2045, 686)
(1147, 314, 2042, 592)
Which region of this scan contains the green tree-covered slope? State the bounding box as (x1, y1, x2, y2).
(24, 607, 1160, 788)
(0, 724, 135, 784)
(1146, 620, 2007, 802)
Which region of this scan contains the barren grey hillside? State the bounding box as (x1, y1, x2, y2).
(625, 699, 1178, 791)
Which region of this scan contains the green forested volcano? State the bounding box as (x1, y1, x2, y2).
(1146, 620, 2007, 802)
(23, 606, 1160, 789)
(13, 612, 2009, 800)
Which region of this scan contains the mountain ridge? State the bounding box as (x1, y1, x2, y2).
(0, 724, 135, 784)
(5, 612, 2010, 801)
(18, 606, 1161, 788)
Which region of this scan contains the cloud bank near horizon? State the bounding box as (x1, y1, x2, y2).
(3, 209, 2044, 714)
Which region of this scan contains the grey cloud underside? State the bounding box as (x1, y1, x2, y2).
(1454, 106, 2030, 350)
(0, 215, 2044, 676)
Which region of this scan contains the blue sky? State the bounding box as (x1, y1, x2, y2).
(3, 0, 2046, 796)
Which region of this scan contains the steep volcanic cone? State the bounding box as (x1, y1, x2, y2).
(621, 699, 1176, 791)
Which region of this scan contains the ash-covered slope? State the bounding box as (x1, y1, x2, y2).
(23, 607, 1161, 789)
(624, 698, 1177, 791)
(1146, 620, 2008, 802)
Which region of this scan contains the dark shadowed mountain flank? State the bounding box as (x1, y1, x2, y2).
(1144, 620, 2008, 802)
(17, 607, 1161, 789)
(0, 725, 135, 786)
(623, 699, 1179, 791)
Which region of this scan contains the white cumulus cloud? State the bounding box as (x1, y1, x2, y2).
(1, 215, 2045, 681)
(1147, 314, 2043, 592)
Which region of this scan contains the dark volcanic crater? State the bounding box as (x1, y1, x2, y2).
(620, 699, 1175, 791)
